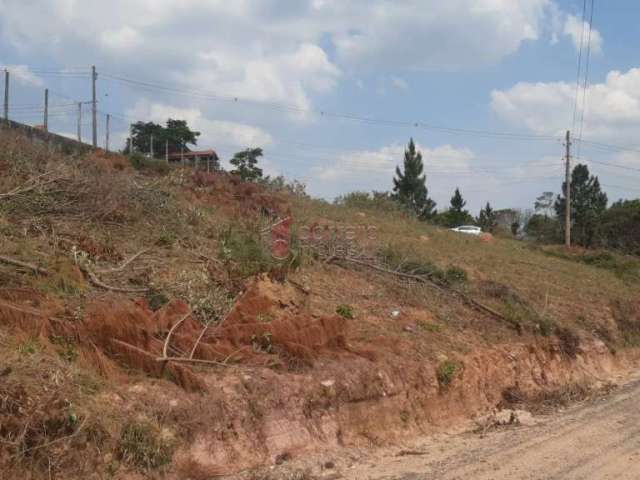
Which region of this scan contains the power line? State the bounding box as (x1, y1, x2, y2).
(577, 0, 596, 158)
(100, 72, 558, 142)
(572, 0, 588, 131)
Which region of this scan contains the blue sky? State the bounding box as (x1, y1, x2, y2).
(1, 0, 639, 213)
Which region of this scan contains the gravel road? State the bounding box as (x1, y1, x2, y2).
(341, 374, 640, 480)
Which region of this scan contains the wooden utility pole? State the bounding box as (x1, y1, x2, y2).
(181, 142, 184, 166)
(3, 69, 8, 122)
(165, 140, 169, 163)
(77, 102, 82, 142)
(150, 134, 154, 158)
(105, 114, 110, 152)
(43, 89, 49, 132)
(564, 130, 572, 248)
(91, 65, 97, 148)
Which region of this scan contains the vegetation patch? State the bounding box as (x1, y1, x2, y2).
(336, 304, 354, 319)
(436, 360, 462, 388)
(556, 327, 581, 358)
(611, 299, 640, 346)
(542, 248, 640, 283)
(117, 421, 174, 470)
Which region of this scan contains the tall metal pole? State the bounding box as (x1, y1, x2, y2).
(565, 130, 572, 248)
(77, 102, 82, 142)
(91, 65, 97, 148)
(150, 134, 154, 158)
(3, 69, 8, 122)
(165, 139, 169, 163)
(105, 114, 110, 152)
(43, 89, 49, 132)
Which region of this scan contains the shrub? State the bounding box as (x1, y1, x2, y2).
(117, 422, 174, 470)
(336, 304, 354, 319)
(436, 360, 461, 387)
(556, 327, 580, 358)
(219, 225, 275, 277)
(444, 266, 467, 284)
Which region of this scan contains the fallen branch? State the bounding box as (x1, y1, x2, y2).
(80, 264, 149, 293)
(96, 248, 150, 274)
(188, 316, 226, 360)
(162, 312, 192, 359)
(329, 255, 508, 323)
(156, 356, 230, 367)
(327, 255, 443, 291)
(0, 255, 49, 276)
(0, 172, 63, 200)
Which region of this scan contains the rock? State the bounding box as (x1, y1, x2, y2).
(512, 409, 537, 426)
(323, 460, 335, 469)
(275, 452, 291, 465)
(403, 324, 415, 333)
(390, 309, 401, 318)
(492, 409, 537, 427)
(321, 379, 335, 388)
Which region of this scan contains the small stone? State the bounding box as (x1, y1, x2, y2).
(321, 379, 335, 388)
(275, 452, 291, 465)
(323, 460, 335, 469)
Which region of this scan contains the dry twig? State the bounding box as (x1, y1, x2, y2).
(0, 255, 49, 276)
(79, 264, 149, 293)
(95, 248, 150, 274)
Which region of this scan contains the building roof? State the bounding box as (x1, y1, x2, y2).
(167, 149, 218, 160)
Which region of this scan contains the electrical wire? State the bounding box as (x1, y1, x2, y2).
(577, 0, 596, 158)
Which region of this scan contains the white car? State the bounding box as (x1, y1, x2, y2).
(450, 225, 482, 236)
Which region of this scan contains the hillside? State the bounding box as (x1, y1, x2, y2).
(1, 129, 639, 479)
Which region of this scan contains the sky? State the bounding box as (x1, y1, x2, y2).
(1, 0, 639, 213)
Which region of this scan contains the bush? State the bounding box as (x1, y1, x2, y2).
(117, 422, 174, 470)
(334, 191, 403, 213)
(436, 360, 461, 387)
(219, 225, 275, 277)
(336, 304, 354, 319)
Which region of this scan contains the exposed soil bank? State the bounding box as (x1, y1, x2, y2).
(170, 337, 636, 477)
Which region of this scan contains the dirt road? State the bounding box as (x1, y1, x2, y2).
(340, 374, 640, 480)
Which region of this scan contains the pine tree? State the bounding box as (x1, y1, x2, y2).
(445, 187, 473, 227)
(392, 139, 436, 219)
(478, 202, 497, 232)
(554, 164, 608, 247)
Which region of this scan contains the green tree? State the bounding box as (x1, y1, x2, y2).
(392, 139, 436, 219)
(600, 199, 640, 254)
(534, 191, 555, 216)
(125, 118, 200, 157)
(443, 187, 473, 227)
(477, 202, 497, 232)
(555, 164, 608, 247)
(230, 148, 264, 181)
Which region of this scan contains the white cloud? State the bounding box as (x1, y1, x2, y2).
(563, 14, 603, 54)
(101, 26, 142, 52)
(0, 63, 43, 87)
(391, 76, 409, 91)
(491, 67, 640, 143)
(127, 100, 273, 148)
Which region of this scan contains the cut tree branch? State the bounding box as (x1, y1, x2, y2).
(0, 255, 49, 276)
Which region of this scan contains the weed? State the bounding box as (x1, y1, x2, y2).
(155, 231, 177, 248)
(444, 266, 467, 284)
(145, 287, 169, 311)
(219, 225, 275, 277)
(18, 339, 39, 355)
(610, 299, 640, 346)
(436, 360, 461, 388)
(336, 304, 354, 319)
(50, 335, 78, 362)
(117, 421, 174, 470)
(417, 320, 442, 333)
(537, 316, 556, 337)
(556, 327, 580, 357)
(542, 248, 640, 283)
(399, 410, 410, 426)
